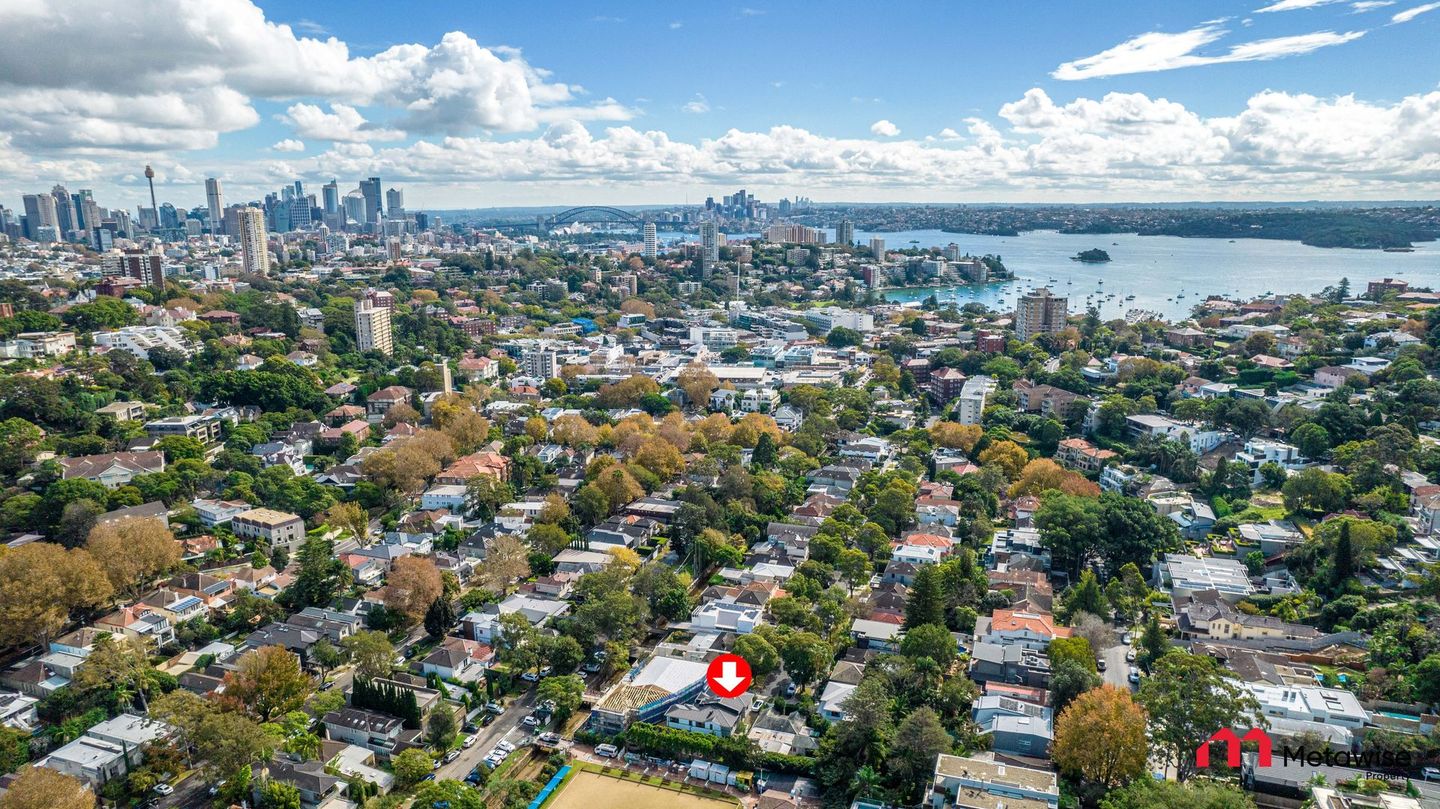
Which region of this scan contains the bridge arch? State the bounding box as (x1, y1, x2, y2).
(543, 206, 644, 229)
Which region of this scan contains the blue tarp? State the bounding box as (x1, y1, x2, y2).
(527, 764, 572, 809)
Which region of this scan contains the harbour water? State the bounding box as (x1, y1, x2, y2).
(861, 229, 1439, 321)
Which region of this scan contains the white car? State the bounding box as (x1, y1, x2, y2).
(462, 735, 477, 749)
(1127, 666, 1141, 684)
(153, 784, 174, 796)
(522, 715, 538, 727)
(496, 741, 515, 753)
(520, 671, 540, 683)
(444, 750, 461, 763)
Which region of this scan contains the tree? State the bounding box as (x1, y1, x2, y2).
(425, 596, 457, 639)
(900, 623, 957, 670)
(0, 418, 44, 476)
(413, 780, 485, 809)
(257, 780, 302, 809)
(536, 674, 585, 723)
(219, 646, 314, 722)
(0, 766, 95, 809)
(1291, 422, 1332, 460)
(322, 501, 369, 544)
(1412, 654, 1440, 706)
(427, 707, 458, 749)
(752, 432, 779, 468)
(1050, 657, 1102, 714)
(342, 631, 395, 680)
(85, 517, 180, 596)
(1048, 637, 1096, 674)
(1137, 612, 1169, 672)
(733, 634, 780, 678)
(385, 556, 443, 627)
(527, 523, 572, 557)
(1009, 458, 1100, 497)
(284, 536, 350, 609)
(191, 710, 278, 780)
(978, 440, 1029, 480)
(836, 548, 872, 592)
(1064, 570, 1107, 618)
(1099, 779, 1255, 809)
(677, 363, 720, 408)
(904, 564, 946, 629)
(475, 534, 530, 594)
(887, 707, 952, 798)
(1138, 651, 1262, 781)
(392, 748, 435, 788)
(1281, 468, 1351, 515)
(311, 637, 343, 675)
(0, 725, 30, 773)
(71, 634, 157, 711)
(1053, 685, 1148, 788)
(0, 542, 112, 648)
(779, 631, 833, 691)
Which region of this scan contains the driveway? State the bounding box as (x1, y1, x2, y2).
(436, 689, 538, 782)
(1100, 635, 1136, 691)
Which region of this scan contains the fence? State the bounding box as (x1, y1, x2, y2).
(527, 764, 572, 809)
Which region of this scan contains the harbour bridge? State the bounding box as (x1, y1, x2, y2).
(535, 206, 646, 232)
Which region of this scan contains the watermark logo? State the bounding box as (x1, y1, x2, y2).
(1197, 728, 1415, 770)
(1196, 727, 1272, 768)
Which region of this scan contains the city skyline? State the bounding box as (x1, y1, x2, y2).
(1, 0, 1439, 208)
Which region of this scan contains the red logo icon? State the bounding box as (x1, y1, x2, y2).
(1197, 728, 1272, 768)
(706, 654, 752, 698)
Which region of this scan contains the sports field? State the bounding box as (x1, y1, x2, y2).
(546, 768, 737, 809)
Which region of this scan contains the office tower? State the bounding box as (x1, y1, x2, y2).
(700, 221, 719, 279)
(1015, 287, 1069, 342)
(21, 194, 58, 241)
(72, 190, 94, 231)
(353, 298, 393, 355)
(643, 222, 657, 259)
(91, 227, 114, 251)
(205, 178, 224, 232)
(293, 180, 304, 200)
(322, 180, 339, 215)
(237, 206, 271, 275)
(343, 190, 366, 226)
(51, 186, 76, 238)
(386, 237, 402, 261)
(385, 188, 404, 216)
(158, 203, 179, 230)
(869, 237, 886, 259)
(288, 199, 312, 230)
(360, 177, 382, 223)
(836, 220, 855, 246)
(110, 249, 166, 292)
(143, 165, 158, 232)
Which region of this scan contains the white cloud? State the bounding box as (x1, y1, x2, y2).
(1255, 0, 1345, 11)
(1351, 1, 1395, 11)
(283, 103, 405, 142)
(1053, 23, 1365, 79)
(262, 87, 1440, 204)
(1392, 2, 1440, 21)
(271, 139, 306, 152)
(669, 21, 683, 28)
(682, 95, 711, 114)
(938, 128, 962, 140)
(870, 120, 901, 136)
(0, 0, 632, 154)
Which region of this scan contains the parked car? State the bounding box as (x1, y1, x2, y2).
(462, 735, 477, 749)
(485, 702, 504, 714)
(444, 749, 461, 763)
(1127, 666, 1141, 684)
(1125, 648, 1137, 662)
(520, 671, 540, 683)
(522, 715, 539, 727)
(431, 757, 443, 770)
(1096, 658, 1106, 672)
(496, 741, 515, 753)
(153, 784, 174, 796)
(583, 661, 602, 673)
(463, 722, 479, 734)
(1423, 767, 1440, 782)
(466, 768, 484, 784)
(538, 666, 553, 677)
(595, 743, 620, 758)
(1122, 632, 1134, 645)
(480, 713, 496, 727)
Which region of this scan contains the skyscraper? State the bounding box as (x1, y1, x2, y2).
(51, 186, 76, 238)
(237, 206, 271, 275)
(354, 298, 394, 355)
(360, 177, 383, 224)
(643, 222, 657, 259)
(342, 191, 366, 227)
(869, 237, 886, 259)
(72, 190, 95, 232)
(385, 188, 404, 217)
(21, 194, 58, 241)
(205, 178, 224, 233)
(700, 221, 719, 279)
(1015, 287, 1069, 342)
(836, 220, 855, 246)
(321, 181, 339, 215)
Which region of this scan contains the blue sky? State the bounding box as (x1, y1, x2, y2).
(2, 0, 1438, 208)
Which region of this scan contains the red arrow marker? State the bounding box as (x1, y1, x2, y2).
(706, 653, 752, 698)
